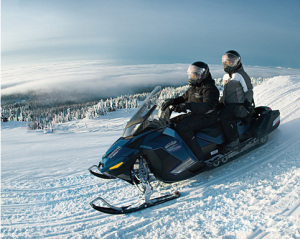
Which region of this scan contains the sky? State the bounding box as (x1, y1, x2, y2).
(2, 0, 300, 68)
(2, 0, 300, 101)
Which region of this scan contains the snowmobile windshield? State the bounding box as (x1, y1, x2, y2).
(122, 86, 162, 138)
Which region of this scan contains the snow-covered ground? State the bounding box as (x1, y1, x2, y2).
(1, 75, 300, 238)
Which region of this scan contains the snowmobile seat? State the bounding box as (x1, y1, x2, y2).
(196, 123, 225, 144)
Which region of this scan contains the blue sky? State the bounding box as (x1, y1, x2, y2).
(2, 0, 300, 68)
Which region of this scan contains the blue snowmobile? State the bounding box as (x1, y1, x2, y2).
(89, 86, 280, 214)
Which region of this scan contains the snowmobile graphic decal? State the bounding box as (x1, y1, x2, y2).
(165, 140, 182, 152)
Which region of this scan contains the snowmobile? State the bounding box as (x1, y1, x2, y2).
(89, 86, 280, 214)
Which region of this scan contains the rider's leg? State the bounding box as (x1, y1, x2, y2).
(175, 114, 216, 162)
(220, 104, 239, 144)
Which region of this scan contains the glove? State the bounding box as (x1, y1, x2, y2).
(174, 103, 190, 113)
(162, 99, 174, 111)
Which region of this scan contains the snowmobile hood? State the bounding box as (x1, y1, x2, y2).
(102, 137, 129, 159)
(101, 136, 140, 173)
(102, 138, 133, 161)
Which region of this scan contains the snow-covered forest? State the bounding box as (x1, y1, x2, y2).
(1, 77, 267, 131)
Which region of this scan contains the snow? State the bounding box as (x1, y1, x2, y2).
(1, 75, 300, 238)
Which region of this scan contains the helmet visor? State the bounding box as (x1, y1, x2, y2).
(222, 53, 240, 68)
(187, 65, 206, 81)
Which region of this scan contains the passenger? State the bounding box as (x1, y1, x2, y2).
(162, 61, 219, 163)
(219, 50, 254, 150)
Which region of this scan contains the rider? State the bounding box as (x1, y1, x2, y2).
(220, 50, 254, 150)
(162, 61, 219, 163)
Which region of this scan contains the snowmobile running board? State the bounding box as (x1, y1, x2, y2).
(90, 191, 181, 214)
(204, 136, 265, 168)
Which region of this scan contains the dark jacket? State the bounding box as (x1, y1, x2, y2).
(173, 73, 220, 115)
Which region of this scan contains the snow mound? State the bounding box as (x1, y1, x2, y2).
(1, 76, 300, 238)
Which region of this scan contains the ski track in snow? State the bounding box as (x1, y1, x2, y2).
(1, 76, 300, 239)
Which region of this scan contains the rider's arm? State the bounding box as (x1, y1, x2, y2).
(173, 90, 189, 105)
(235, 71, 253, 103)
(189, 85, 219, 114)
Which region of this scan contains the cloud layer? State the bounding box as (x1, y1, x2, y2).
(2, 61, 300, 103)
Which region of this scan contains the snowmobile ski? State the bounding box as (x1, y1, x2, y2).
(90, 191, 180, 214)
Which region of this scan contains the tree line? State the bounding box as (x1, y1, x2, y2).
(1, 77, 265, 131)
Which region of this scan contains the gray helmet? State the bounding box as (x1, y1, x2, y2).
(222, 50, 241, 74)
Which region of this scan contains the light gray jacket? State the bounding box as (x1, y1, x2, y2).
(222, 66, 253, 104)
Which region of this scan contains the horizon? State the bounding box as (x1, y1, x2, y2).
(2, 62, 300, 103)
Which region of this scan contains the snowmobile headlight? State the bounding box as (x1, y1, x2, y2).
(109, 162, 123, 170)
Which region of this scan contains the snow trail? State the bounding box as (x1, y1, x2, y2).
(1, 76, 300, 238)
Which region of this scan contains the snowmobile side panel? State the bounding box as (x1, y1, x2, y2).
(145, 128, 196, 162)
(196, 131, 225, 144)
(196, 120, 251, 144)
(163, 127, 177, 137)
(196, 123, 225, 144)
(237, 121, 252, 135)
